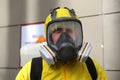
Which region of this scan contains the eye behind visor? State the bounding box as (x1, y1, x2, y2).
(52, 28, 73, 34)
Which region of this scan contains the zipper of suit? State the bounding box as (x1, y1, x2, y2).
(63, 64, 67, 80)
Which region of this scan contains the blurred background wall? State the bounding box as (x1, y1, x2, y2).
(0, 0, 120, 80)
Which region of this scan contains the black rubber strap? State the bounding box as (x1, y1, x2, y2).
(85, 57, 97, 80)
(30, 57, 42, 80)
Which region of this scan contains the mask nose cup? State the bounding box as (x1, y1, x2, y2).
(56, 32, 74, 48)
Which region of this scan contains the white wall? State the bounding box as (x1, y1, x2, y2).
(0, 0, 120, 80)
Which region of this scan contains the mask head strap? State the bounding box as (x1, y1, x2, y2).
(50, 7, 77, 21)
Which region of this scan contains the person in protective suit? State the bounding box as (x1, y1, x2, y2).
(16, 7, 107, 80)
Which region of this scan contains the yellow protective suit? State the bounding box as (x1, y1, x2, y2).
(16, 58, 107, 80)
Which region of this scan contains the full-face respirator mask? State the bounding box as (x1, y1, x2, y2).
(39, 7, 92, 64)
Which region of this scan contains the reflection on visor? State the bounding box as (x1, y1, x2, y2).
(51, 22, 74, 31)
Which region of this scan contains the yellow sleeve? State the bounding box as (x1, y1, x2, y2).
(15, 61, 32, 80)
(92, 59, 108, 80)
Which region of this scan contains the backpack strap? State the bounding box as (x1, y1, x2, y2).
(85, 57, 97, 80)
(30, 57, 42, 80)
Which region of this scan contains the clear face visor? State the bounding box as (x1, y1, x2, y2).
(47, 21, 83, 50)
